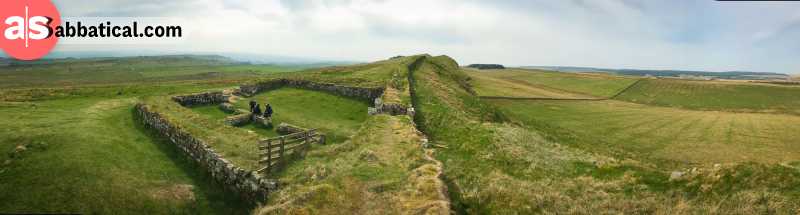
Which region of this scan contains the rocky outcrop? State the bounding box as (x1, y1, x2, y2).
(135, 103, 276, 203)
(276, 122, 306, 134)
(224, 113, 252, 126)
(219, 102, 237, 113)
(239, 79, 384, 101)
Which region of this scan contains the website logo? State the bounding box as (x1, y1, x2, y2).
(0, 0, 61, 61)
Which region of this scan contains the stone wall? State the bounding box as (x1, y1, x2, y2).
(370, 97, 413, 116)
(239, 79, 384, 101)
(172, 91, 227, 107)
(135, 103, 276, 204)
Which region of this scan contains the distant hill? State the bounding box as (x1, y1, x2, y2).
(467, 64, 505, 70)
(523, 66, 790, 80)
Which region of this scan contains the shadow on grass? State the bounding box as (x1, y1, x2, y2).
(131, 108, 255, 214)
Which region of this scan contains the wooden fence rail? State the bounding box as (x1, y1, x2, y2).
(256, 129, 324, 175)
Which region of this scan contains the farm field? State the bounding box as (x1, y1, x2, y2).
(615, 78, 800, 114)
(466, 68, 638, 98)
(490, 99, 800, 165)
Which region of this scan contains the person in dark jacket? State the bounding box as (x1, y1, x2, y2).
(249, 100, 257, 113)
(264, 104, 273, 118)
(253, 104, 262, 115)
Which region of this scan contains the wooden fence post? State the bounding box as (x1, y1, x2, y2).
(279, 136, 286, 166)
(266, 139, 272, 173)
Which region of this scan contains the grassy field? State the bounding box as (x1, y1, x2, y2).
(490, 99, 800, 165)
(190, 87, 370, 144)
(0, 82, 255, 214)
(0, 55, 302, 88)
(466, 68, 639, 98)
(415, 56, 800, 214)
(0, 56, 313, 214)
(4, 53, 800, 214)
(615, 78, 800, 114)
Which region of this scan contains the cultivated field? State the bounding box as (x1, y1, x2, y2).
(466, 68, 638, 98)
(616, 78, 800, 114)
(457, 67, 800, 213)
(491, 99, 800, 165)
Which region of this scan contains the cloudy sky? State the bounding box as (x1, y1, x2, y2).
(47, 0, 800, 73)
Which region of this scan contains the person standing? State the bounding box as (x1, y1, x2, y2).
(249, 100, 257, 113)
(264, 103, 273, 118)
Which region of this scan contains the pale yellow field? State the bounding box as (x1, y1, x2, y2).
(492, 99, 800, 165)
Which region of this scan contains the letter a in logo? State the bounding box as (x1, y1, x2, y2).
(0, 0, 60, 61)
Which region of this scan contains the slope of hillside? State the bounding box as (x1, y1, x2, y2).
(615, 78, 800, 114)
(413, 56, 800, 214)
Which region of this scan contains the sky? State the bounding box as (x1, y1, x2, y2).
(40, 0, 800, 73)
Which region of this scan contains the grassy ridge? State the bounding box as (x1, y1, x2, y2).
(466, 68, 639, 98)
(615, 79, 800, 114)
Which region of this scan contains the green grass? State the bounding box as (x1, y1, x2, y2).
(0, 82, 253, 214)
(233, 88, 369, 142)
(0, 55, 305, 89)
(188, 87, 370, 145)
(490, 99, 800, 166)
(256, 114, 446, 214)
(466, 68, 639, 98)
(615, 78, 800, 114)
(414, 56, 800, 214)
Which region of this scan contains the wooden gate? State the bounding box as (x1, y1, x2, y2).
(256, 129, 323, 174)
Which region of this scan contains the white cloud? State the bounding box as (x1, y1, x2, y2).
(49, 0, 800, 73)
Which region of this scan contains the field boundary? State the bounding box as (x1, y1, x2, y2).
(135, 103, 276, 204)
(478, 78, 643, 101)
(609, 79, 643, 99)
(478, 96, 605, 101)
(240, 78, 415, 116)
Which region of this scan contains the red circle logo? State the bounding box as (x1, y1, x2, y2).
(0, 0, 60, 61)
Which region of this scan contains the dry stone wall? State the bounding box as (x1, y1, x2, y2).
(135, 103, 276, 204)
(239, 79, 384, 101)
(172, 91, 228, 106)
